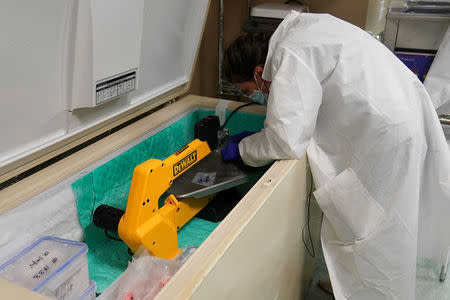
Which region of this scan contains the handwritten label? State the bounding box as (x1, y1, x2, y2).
(192, 172, 216, 187)
(14, 245, 89, 300)
(28, 250, 58, 280)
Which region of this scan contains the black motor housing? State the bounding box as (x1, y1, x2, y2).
(194, 115, 220, 150)
(93, 204, 125, 233)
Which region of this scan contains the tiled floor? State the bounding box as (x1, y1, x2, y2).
(305, 246, 450, 300)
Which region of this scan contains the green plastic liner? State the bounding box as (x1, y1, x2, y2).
(71, 108, 265, 292)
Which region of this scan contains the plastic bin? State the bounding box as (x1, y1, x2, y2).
(77, 281, 96, 300)
(0, 236, 90, 300)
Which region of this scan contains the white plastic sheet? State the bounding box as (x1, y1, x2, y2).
(425, 25, 450, 109)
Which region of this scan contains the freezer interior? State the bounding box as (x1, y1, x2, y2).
(0, 107, 267, 293)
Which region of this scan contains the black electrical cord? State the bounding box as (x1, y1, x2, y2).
(104, 229, 122, 241)
(221, 102, 257, 130)
(302, 172, 316, 257)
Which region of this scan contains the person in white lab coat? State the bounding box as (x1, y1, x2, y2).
(222, 12, 450, 299)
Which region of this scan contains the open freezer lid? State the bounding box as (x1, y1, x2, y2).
(0, 0, 210, 182)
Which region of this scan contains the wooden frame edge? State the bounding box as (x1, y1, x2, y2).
(155, 159, 305, 299)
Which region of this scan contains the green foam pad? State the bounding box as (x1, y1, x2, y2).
(71, 108, 265, 292)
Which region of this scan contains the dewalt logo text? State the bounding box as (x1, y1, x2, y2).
(173, 151, 197, 176)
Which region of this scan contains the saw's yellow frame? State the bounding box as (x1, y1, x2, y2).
(118, 139, 213, 259)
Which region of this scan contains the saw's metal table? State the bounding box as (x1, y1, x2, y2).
(167, 150, 262, 199)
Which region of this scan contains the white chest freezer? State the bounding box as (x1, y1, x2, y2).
(0, 1, 320, 299)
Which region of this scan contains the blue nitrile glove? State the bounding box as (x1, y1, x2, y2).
(221, 131, 256, 161)
(230, 131, 256, 143)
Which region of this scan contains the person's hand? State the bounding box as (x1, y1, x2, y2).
(221, 131, 256, 161)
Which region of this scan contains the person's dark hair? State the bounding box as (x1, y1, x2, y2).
(223, 32, 271, 82)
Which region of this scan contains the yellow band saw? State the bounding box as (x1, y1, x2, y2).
(93, 125, 256, 259)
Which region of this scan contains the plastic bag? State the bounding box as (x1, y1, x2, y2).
(102, 247, 182, 300)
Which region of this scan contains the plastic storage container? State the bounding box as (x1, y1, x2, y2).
(77, 281, 96, 300)
(0, 236, 90, 300)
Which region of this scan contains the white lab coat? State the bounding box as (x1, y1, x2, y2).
(239, 12, 450, 299)
(424, 25, 450, 110)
